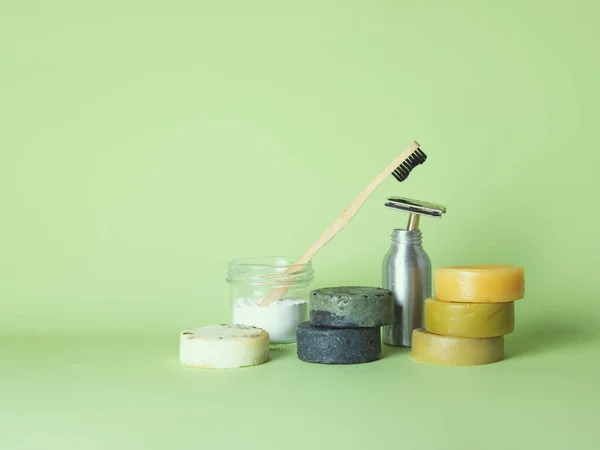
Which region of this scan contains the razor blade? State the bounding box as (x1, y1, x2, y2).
(385, 197, 446, 230)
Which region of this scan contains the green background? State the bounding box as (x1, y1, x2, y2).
(1, 1, 599, 449)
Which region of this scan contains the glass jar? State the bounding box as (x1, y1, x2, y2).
(226, 257, 314, 349)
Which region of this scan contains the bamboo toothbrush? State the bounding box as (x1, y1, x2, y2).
(259, 140, 426, 307)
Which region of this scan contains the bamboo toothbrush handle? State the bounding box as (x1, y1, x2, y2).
(295, 140, 420, 264)
(258, 140, 420, 307)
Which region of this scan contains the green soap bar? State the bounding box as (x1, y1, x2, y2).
(310, 286, 393, 328)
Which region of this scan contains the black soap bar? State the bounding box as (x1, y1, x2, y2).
(296, 322, 381, 364)
(310, 286, 393, 328)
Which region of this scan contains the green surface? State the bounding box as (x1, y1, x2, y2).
(1, 0, 599, 449)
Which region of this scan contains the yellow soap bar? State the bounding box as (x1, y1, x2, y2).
(424, 297, 514, 338)
(435, 264, 524, 303)
(411, 328, 504, 366)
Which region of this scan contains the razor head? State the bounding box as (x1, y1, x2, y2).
(385, 196, 446, 218)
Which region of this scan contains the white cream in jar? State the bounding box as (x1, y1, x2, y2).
(232, 298, 308, 344)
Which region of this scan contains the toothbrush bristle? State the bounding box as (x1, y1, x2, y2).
(391, 147, 427, 182)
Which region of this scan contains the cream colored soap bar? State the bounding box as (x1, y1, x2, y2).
(411, 328, 504, 366)
(180, 324, 269, 369)
(435, 264, 524, 303)
(424, 297, 514, 338)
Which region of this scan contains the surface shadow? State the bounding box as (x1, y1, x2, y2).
(268, 347, 296, 361)
(381, 343, 411, 358)
(505, 322, 598, 359)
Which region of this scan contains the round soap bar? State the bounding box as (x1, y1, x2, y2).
(180, 324, 270, 369)
(434, 264, 524, 303)
(411, 328, 504, 366)
(424, 297, 515, 338)
(309, 286, 393, 328)
(296, 322, 381, 364)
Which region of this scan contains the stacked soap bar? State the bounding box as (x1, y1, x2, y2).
(297, 287, 393, 364)
(411, 264, 524, 366)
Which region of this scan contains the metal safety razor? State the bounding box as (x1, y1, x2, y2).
(384, 197, 447, 230)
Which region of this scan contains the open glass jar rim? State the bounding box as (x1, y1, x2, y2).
(226, 256, 314, 287)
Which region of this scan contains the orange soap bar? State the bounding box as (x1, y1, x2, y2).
(434, 264, 524, 303)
